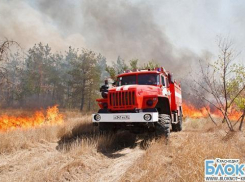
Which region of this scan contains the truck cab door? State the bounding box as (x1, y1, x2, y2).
(161, 75, 171, 97)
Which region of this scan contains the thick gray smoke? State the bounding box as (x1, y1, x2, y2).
(0, 0, 86, 52)
(34, 0, 204, 104)
(34, 0, 202, 77)
(2, 0, 244, 106)
(1, 0, 244, 70)
(0, 0, 206, 104)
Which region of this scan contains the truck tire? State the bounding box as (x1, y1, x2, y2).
(156, 114, 170, 138)
(172, 114, 183, 132)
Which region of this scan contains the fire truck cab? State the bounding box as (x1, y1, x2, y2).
(92, 67, 183, 137)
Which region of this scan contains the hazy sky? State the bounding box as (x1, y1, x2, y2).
(0, 0, 245, 66)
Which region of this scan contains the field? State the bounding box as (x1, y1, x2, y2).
(0, 110, 245, 182)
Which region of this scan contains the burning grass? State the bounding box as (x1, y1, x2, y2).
(183, 102, 243, 121)
(0, 111, 96, 154)
(0, 105, 63, 132)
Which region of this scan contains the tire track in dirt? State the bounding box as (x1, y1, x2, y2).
(92, 147, 145, 182)
(0, 138, 146, 182)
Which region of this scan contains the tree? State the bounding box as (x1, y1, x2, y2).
(142, 60, 159, 69)
(2, 52, 24, 107)
(0, 39, 20, 88)
(193, 38, 245, 131)
(0, 40, 108, 110)
(113, 56, 128, 74)
(106, 66, 117, 81)
(97, 54, 109, 83)
(129, 59, 138, 70)
(0, 39, 19, 62)
(63, 47, 78, 108)
(21, 43, 62, 107)
(228, 64, 245, 131)
(69, 49, 101, 111)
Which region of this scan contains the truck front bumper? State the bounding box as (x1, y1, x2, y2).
(92, 112, 159, 122)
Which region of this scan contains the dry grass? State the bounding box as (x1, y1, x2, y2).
(120, 119, 245, 182)
(0, 110, 245, 182)
(0, 110, 96, 154)
(0, 109, 139, 181)
(0, 125, 62, 153)
(0, 109, 136, 154)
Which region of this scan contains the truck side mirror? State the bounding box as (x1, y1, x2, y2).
(168, 73, 174, 84)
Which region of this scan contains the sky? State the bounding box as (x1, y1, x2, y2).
(0, 0, 245, 71)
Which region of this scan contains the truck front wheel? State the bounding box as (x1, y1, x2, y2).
(155, 114, 170, 138)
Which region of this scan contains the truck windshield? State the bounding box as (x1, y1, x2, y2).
(138, 74, 159, 85)
(117, 74, 159, 86)
(117, 75, 136, 86)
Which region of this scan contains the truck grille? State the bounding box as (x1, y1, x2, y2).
(109, 91, 136, 108)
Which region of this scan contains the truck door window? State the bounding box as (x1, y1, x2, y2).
(117, 75, 136, 86)
(166, 77, 169, 87)
(161, 76, 165, 86)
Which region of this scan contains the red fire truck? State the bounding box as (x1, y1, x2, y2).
(92, 67, 182, 137)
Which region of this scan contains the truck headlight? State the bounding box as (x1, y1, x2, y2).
(146, 99, 153, 106)
(144, 114, 152, 121)
(94, 114, 101, 121)
(102, 102, 108, 108)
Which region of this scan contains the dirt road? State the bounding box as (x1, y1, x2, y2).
(91, 146, 145, 182)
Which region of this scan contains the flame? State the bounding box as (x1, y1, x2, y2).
(182, 103, 208, 118)
(0, 105, 63, 132)
(226, 109, 243, 121)
(183, 102, 242, 121)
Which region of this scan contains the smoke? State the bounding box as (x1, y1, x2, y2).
(4, 0, 243, 106)
(1, 0, 244, 68)
(0, 0, 86, 52)
(0, 0, 206, 105)
(0, 0, 205, 72)
(33, 0, 203, 76)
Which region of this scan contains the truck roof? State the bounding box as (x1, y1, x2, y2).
(118, 70, 158, 77)
(118, 70, 168, 77)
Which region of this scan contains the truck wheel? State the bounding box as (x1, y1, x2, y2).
(99, 123, 114, 134)
(172, 114, 183, 132)
(156, 114, 170, 138)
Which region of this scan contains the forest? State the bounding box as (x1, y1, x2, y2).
(0, 42, 156, 110)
